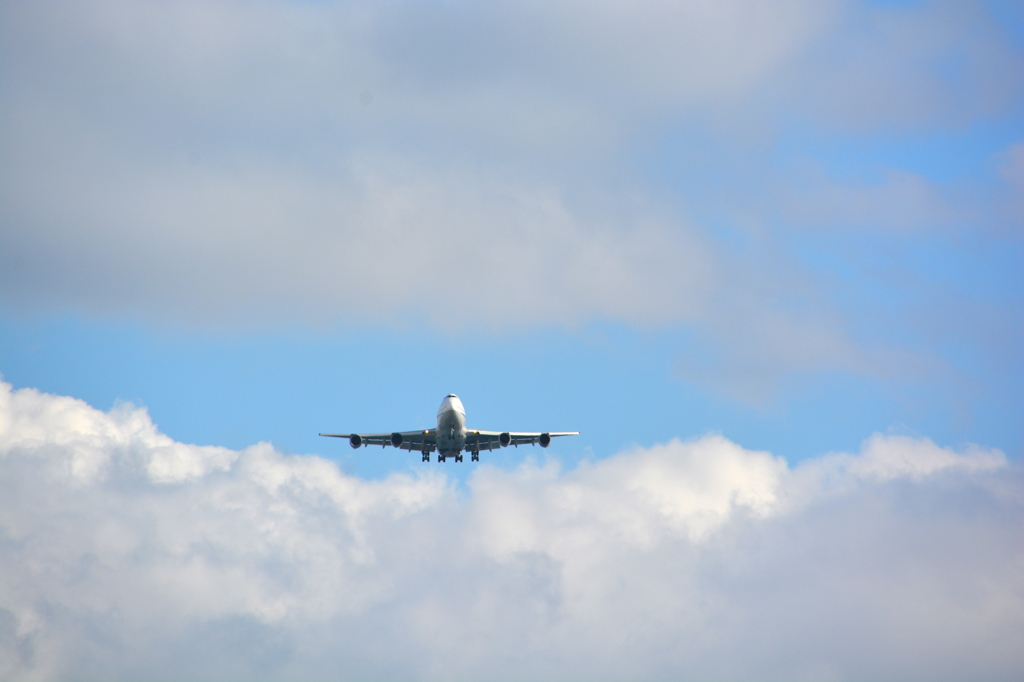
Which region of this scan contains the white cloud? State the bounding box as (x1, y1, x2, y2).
(2, 381, 1021, 681)
(3, 1, 1015, 320)
(0, 0, 1020, 403)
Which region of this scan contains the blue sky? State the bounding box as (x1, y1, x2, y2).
(1, 313, 1016, 483)
(1, 0, 1021, 477)
(1, 1, 1023, 680)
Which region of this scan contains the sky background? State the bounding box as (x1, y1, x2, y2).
(1, 1, 1023, 680)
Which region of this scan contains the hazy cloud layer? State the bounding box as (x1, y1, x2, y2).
(2, 2, 1021, 396)
(2, 381, 1021, 681)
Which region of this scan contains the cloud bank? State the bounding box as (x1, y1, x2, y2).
(1, 380, 1021, 681)
(2, 1, 1021, 406)
(1, 1, 1018, 321)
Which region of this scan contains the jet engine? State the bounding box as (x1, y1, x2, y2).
(499, 432, 511, 447)
(539, 432, 551, 447)
(391, 432, 403, 448)
(349, 434, 362, 448)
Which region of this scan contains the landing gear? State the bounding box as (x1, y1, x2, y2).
(438, 454, 446, 463)
(455, 454, 463, 463)
(422, 452, 430, 462)
(471, 451, 479, 462)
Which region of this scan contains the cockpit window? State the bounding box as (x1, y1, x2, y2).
(447, 393, 457, 398)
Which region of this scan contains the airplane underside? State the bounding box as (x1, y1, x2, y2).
(429, 450, 476, 463)
(319, 394, 577, 463)
(425, 438, 516, 462)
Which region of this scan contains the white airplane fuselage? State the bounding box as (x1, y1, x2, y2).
(318, 393, 577, 462)
(436, 394, 467, 457)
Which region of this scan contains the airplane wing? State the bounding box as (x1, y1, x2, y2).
(319, 429, 437, 452)
(320, 429, 579, 453)
(466, 430, 580, 450)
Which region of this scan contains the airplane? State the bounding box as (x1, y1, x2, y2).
(320, 394, 578, 462)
